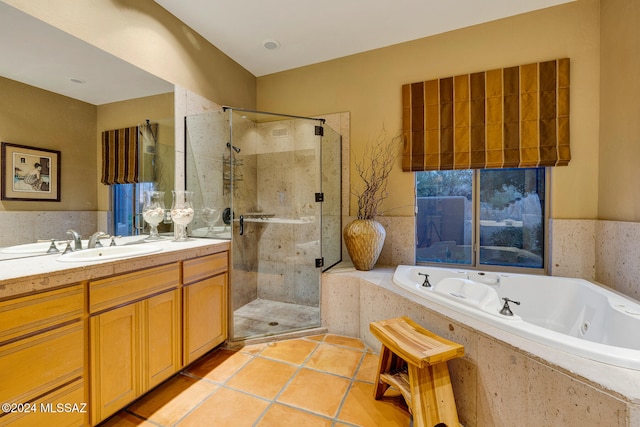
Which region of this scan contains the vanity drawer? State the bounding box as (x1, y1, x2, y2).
(183, 251, 228, 284)
(0, 378, 86, 427)
(0, 321, 84, 405)
(0, 285, 84, 343)
(90, 263, 179, 313)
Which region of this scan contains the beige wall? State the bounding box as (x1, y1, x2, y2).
(4, 0, 256, 109)
(257, 0, 601, 220)
(599, 0, 640, 221)
(0, 76, 97, 211)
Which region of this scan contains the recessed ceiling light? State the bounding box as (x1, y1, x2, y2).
(69, 78, 86, 84)
(263, 39, 280, 50)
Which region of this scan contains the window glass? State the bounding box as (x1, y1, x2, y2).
(416, 168, 545, 270)
(416, 170, 473, 265)
(479, 168, 545, 268)
(111, 182, 155, 236)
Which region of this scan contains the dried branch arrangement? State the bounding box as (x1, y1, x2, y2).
(352, 129, 402, 219)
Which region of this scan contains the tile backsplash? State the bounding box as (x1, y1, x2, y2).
(0, 210, 98, 246)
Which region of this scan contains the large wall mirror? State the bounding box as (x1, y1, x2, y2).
(0, 2, 175, 250)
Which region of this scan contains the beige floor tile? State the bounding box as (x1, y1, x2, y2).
(185, 349, 253, 383)
(277, 368, 350, 418)
(260, 338, 318, 365)
(304, 343, 363, 378)
(120, 334, 411, 427)
(127, 374, 218, 425)
(233, 342, 268, 355)
(225, 357, 298, 400)
(355, 352, 380, 383)
(100, 412, 158, 426)
(256, 403, 333, 427)
(177, 387, 269, 427)
(337, 381, 411, 427)
(324, 334, 366, 350)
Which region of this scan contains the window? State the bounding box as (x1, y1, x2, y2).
(416, 168, 546, 270)
(111, 182, 155, 236)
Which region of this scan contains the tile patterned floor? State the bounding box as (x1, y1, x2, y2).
(100, 334, 411, 427)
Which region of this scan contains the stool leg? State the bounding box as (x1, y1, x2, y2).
(373, 345, 392, 399)
(408, 363, 459, 427)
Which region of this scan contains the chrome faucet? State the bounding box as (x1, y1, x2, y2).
(418, 272, 432, 287)
(88, 231, 107, 248)
(66, 229, 83, 251)
(500, 298, 521, 316)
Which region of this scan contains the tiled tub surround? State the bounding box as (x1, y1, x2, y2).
(350, 217, 640, 304)
(322, 267, 640, 426)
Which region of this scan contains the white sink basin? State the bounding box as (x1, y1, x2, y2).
(57, 245, 162, 262)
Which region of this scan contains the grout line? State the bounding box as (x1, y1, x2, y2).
(331, 349, 368, 425)
(120, 334, 409, 427)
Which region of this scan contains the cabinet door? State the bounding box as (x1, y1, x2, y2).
(144, 289, 181, 389)
(183, 273, 228, 364)
(90, 303, 140, 425)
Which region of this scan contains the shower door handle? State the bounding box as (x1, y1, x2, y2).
(239, 215, 244, 236)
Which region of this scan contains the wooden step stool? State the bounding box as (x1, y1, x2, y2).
(370, 317, 464, 427)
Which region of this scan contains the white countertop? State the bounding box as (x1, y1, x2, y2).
(0, 236, 230, 299)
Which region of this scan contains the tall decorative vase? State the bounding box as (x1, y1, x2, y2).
(343, 219, 386, 271)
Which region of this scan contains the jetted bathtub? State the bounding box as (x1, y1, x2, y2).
(392, 265, 640, 370)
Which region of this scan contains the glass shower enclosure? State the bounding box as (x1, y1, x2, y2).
(185, 107, 341, 341)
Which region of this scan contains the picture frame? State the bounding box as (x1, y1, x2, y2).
(1, 142, 61, 202)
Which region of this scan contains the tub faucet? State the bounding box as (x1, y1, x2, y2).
(66, 229, 82, 251)
(88, 231, 108, 248)
(500, 298, 521, 316)
(418, 272, 432, 287)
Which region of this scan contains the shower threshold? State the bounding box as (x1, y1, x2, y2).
(232, 298, 320, 341)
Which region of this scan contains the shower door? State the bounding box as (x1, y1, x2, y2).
(227, 108, 326, 340)
(184, 108, 341, 341)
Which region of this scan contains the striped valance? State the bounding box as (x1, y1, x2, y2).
(100, 126, 139, 185)
(402, 58, 570, 171)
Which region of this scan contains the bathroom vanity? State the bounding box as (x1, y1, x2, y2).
(0, 237, 229, 426)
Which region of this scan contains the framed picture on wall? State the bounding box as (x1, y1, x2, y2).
(1, 142, 61, 202)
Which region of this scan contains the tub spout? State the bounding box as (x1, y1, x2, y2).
(500, 298, 521, 316)
(418, 272, 432, 287)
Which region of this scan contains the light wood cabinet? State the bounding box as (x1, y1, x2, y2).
(1, 246, 228, 426)
(183, 252, 228, 365)
(145, 289, 182, 389)
(0, 285, 86, 426)
(0, 379, 86, 427)
(89, 264, 180, 425)
(90, 303, 139, 424)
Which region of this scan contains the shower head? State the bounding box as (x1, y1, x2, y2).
(227, 142, 241, 153)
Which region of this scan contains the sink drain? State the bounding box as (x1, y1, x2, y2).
(269, 321, 279, 326)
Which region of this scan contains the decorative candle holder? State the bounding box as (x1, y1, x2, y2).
(201, 207, 221, 236)
(171, 190, 194, 241)
(142, 191, 166, 241)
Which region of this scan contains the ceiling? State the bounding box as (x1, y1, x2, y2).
(154, 0, 575, 77)
(0, 0, 574, 105)
(0, 1, 173, 105)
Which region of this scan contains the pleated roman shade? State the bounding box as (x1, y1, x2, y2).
(100, 126, 139, 185)
(402, 58, 570, 171)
